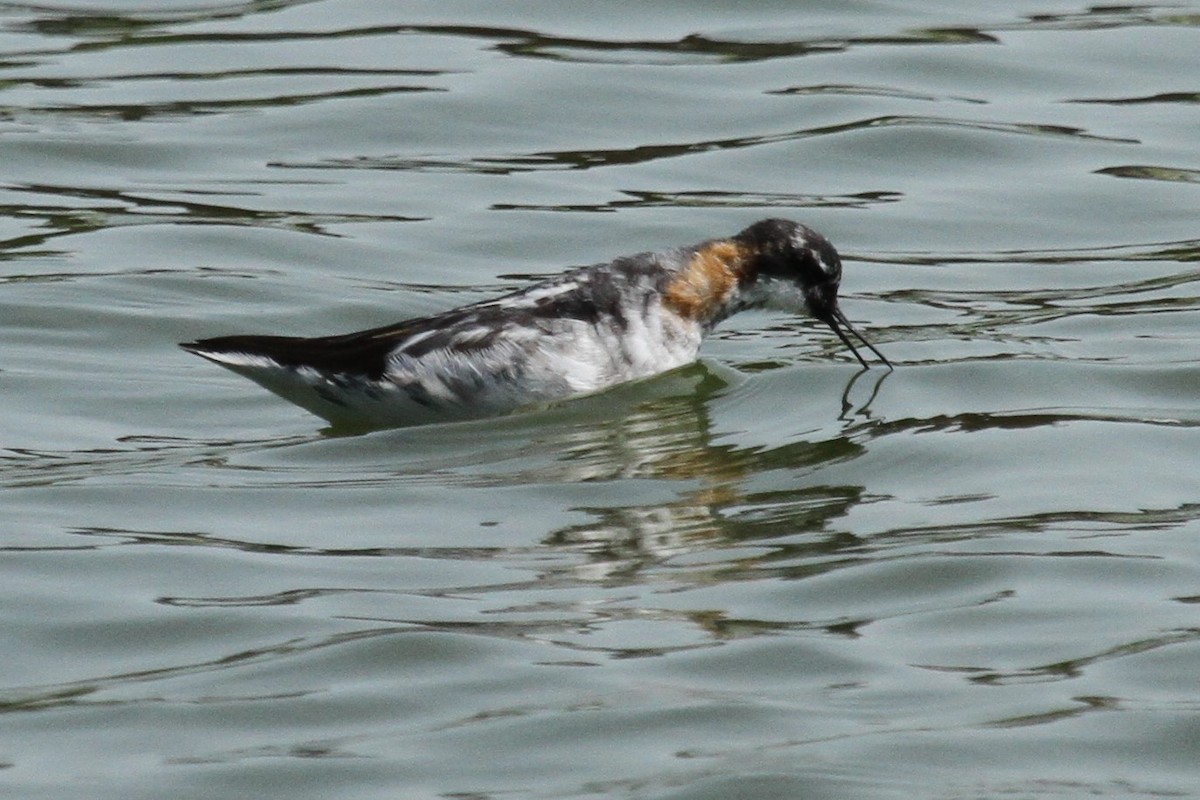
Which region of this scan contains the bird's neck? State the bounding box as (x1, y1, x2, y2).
(660, 238, 762, 328)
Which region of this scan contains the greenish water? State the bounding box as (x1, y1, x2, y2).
(3, 2, 1200, 798)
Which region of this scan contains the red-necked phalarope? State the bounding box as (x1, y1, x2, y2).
(181, 218, 890, 427)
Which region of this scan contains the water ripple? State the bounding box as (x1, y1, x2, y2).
(277, 115, 1137, 175)
(1095, 165, 1200, 185)
(0, 182, 423, 258)
(493, 189, 903, 214)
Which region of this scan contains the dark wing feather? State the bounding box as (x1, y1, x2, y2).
(180, 317, 424, 381)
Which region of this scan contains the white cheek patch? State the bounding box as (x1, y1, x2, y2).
(754, 277, 811, 315)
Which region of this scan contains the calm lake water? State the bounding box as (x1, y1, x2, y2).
(3, 2, 1200, 798)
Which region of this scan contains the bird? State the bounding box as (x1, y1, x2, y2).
(181, 218, 890, 428)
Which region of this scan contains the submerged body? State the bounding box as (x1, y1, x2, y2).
(181, 219, 889, 427)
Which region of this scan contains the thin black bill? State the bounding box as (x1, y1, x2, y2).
(824, 307, 892, 370)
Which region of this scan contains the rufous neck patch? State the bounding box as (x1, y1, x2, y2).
(662, 240, 750, 322)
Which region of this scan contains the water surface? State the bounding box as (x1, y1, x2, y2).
(3, 2, 1200, 798)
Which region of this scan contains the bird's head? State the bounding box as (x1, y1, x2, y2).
(735, 218, 890, 370)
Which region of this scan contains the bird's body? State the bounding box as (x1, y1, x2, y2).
(181, 219, 889, 428)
